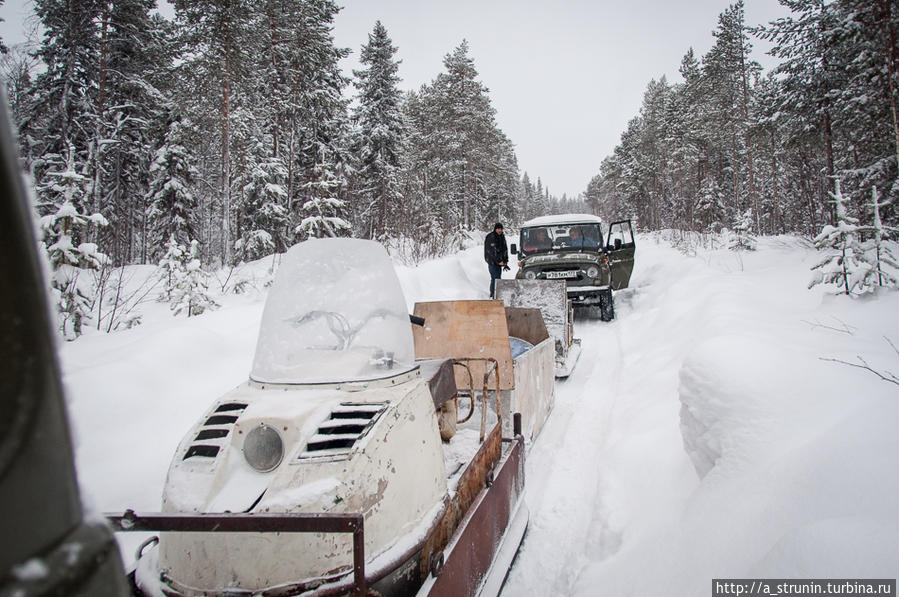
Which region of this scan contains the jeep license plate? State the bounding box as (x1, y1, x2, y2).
(546, 270, 578, 279)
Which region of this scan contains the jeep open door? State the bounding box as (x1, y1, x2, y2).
(606, 220, 636, 290)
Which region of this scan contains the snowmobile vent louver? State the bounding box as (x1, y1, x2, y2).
(182, 402, 248, 461)
(300, 403, 386, 458)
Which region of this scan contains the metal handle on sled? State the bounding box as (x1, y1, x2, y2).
(451, 358, 501, 442)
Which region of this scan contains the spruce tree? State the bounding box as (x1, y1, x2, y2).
(24, 0, 102, 218)
(172, 0, 254, 266)
(809, 181, 867, 294)
(147, 115, 199, 261)
(158, 234, 186, 302)
(755, 0, 842, 225)
(297, 146, 352, 238)
(729, 208, 757, 251)
(169, 240, 217, 317)
(97, 0, 167, 265)
(860, 186, 899, 289)
(287, 0, 351, 241)
(39, 147, 110, 339)
(236, 149, 289, 260)
(351, 21, 405, 241)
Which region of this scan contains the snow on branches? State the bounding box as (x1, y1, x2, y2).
(158, 236, 218, 317)
(810, 182, 899, 295)
(729, 208, 758, 251)
(39, 157, 110, 339)
(860, 187, 899, 289)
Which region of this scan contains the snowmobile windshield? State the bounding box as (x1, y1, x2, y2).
(251, 238, 416, 384)
(519, 223, 603, 255)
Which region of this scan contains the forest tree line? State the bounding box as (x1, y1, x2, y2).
(0, 0, 584, 274)
(585, 0, 899, 238)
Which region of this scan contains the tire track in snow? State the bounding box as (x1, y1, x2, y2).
(501, 312, 627, 596)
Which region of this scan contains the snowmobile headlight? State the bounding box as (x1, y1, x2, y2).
(524, 270, 537, 280)
(243, 424, 284, 472)
(586, 265, 599, 279)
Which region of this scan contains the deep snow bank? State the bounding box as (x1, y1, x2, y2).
(567, 235, 899, 596)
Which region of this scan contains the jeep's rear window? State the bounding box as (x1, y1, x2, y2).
(251, 238, 415, 384)
(520, 223, 603, 254)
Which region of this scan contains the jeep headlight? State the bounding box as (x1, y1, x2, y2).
(524, 269, 537, 280)
(586, 265, 599, 278)
(243, 424, 284, 472)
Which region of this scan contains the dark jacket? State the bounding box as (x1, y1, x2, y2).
(484, 230, 508, 265)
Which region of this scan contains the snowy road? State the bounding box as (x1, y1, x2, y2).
(501, 241, 700, 596)
(500, 315, 623, 595)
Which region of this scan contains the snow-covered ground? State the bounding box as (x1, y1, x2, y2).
(59, 233, 899, 595)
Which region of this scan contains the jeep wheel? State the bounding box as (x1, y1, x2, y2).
(599, 289, 615, 322)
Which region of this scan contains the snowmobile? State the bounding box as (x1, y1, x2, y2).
(108, 238, 555, 597)
(493, 278, 581, 378)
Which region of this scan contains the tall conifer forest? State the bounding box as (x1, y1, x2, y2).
(586, 0, 899, 239)
(3, 0, 583, 271)
(2, 0, 897, 266)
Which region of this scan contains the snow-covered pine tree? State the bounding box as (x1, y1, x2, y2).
(703, 1, 761, 225)
(39, 149, 110, 339)
(158, 234, 186, 302)
(859, 186, 899, 289)
(809, 180, 868, 294)
(286, 0, 351, 240)
(755, 0, 842, 226)
(236, 149, 289, 261)
(169, 240, 217, 317)
(750, 72, 791, 235)
(97, 0, 168, 265)
(729, 208, 757, 251)
(829, 0, 899, 214)
(351, 21, 405, 242)
(663, 53, 704, 231)
(24, 0, 101, 218)
(147, 115, 199, 261)
(171, 0, 254, 266)
(297, 146, 352, 238)
(405, 40, 517, 233)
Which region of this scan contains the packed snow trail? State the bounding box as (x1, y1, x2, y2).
(500, 240, 702, 596)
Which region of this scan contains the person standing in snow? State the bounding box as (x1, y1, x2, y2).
(484, 222, 509, 298)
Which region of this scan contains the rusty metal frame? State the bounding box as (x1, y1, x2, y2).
(105, 511, 367, 597)
(423, 433, 527, 597)
(452, 357, 501, 442)
(452, 360, 477, 424)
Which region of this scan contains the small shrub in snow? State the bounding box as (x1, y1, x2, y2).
(40, 194, 109, 339)
(857, 187, 899, 290)
(91, 264, 159, 333)
(728, 209, 757, 251)
(809, 181, 869, 295)
(158, 237, 218, 317)
(158, 236, 186, 302)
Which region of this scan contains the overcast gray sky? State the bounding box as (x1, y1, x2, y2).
(1, 0, 789, 197)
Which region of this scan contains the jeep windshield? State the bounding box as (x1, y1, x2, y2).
(519, 223, 603, 255)
(251, 238, 416, 385)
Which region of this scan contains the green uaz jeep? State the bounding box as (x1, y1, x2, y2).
(511, 214, 635, 321)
